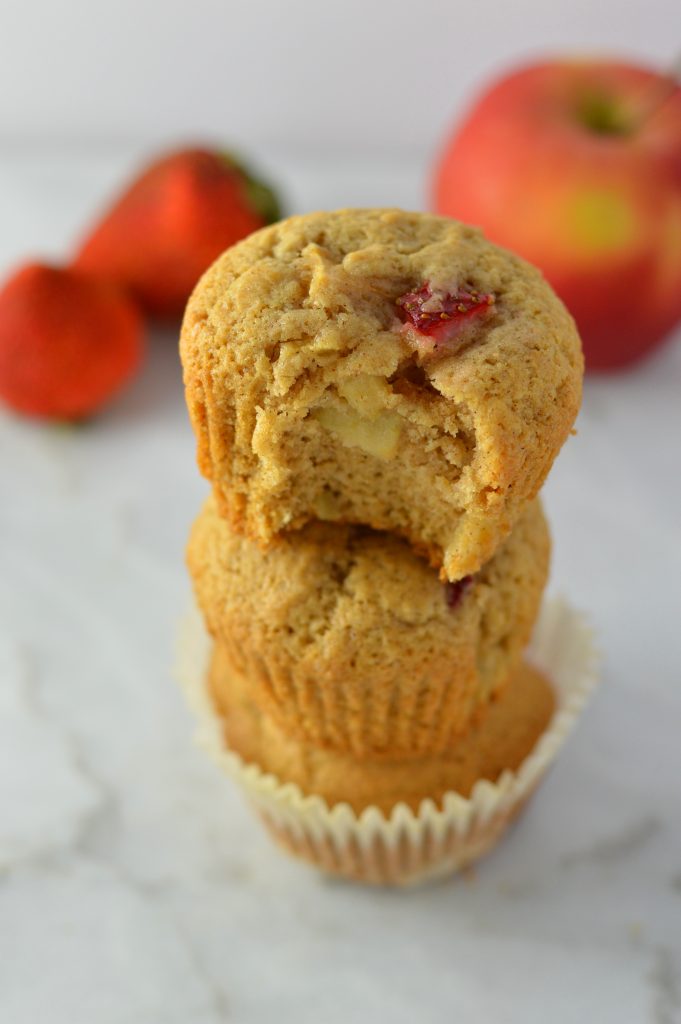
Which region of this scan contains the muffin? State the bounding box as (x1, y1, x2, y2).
(208, 650, 556, 814)
(187, 495, 550, 758)
(178, 595, 599, 886)
(181, 208, 582, 580)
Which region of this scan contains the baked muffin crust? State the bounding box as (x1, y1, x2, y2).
(208, 653, 556, 814)
(188, 495, 550, 758)
(181, 208, 581, 579)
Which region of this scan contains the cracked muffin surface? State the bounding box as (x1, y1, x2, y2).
(187, 495, 550, 759)
(181, 208, 582, 580)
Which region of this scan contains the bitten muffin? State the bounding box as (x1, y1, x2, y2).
(208, 651, 556, 815)
(181, 208, 581, 580)
(187, 495, 550, 758)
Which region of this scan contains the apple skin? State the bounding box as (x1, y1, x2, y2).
(433, 60, 681, 370)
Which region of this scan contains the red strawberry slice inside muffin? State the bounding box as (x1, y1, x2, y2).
(397, 283, 495, 357)
(444, 575, 474, 609)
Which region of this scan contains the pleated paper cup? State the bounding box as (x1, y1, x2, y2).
(177, 597, 599, 886)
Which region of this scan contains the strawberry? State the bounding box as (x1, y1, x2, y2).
(397, 282, 494, 357)
(444, 575, 474, 609)
(0, 263, 143, 420)
(73, 147, 281, 318)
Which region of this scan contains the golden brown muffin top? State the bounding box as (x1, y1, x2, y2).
(182, 207, 581, 396)
(188, 494, 549, 691)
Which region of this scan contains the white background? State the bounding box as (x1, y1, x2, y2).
(0, 0, 678, 152)
(1, 152, 680, 1023)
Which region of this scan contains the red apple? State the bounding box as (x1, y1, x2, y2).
(433, 59, 681, 370)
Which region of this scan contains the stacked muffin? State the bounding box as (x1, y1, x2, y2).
(180, 209, 584, 883)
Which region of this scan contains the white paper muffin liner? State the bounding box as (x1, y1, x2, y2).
(177, 597, 600, 886)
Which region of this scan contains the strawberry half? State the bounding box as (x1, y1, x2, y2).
(396, 283, 494, 357)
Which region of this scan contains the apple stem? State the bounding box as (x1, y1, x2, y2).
(634, 53, 681, 128)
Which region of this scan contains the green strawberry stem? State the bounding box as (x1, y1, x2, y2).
(221, 150, 282, 224)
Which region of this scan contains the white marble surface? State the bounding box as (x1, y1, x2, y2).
(1, 149, 680, 1024)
